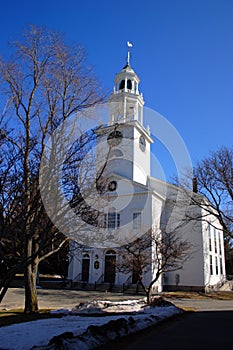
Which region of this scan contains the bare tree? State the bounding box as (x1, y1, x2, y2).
(173, 146, 233, 275)
(193, 146, 233, 237)
(117, 228, 191, 304)
(176, 147, 233, 237)
(0, 25, 105, 313)
(194, 147, 233, 275)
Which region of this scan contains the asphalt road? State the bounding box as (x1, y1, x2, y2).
(99, 310, 233, 350)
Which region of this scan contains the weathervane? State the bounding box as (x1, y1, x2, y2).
(127, 41, 133, 65)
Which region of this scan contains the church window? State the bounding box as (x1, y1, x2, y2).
(208, 224, 212, 251)
(218, 231, 222, 255)
(107, 208, 120, 229)
(139, 135, 146, 152)
(117, 213, 120, 228)
(108, 180, 117, 192)
(106, 249, 116, 255)
(209, 255, 213, 275)
(107, 130, 123, 146)
(220, 257, 223, 274)
(98, 213, 107, 228)
(215, 256, 219, 275)
(127, 79, 132, 90)
(119, 80, 125, 90)
(214, 229, 217, 253)
(133, 212, 141, 230)
(109, 148, 123, 158)
(108, 212, 116, 229)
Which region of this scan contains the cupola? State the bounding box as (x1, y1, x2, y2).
(108, 43, 144, 125)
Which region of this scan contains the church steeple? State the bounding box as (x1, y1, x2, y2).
(96, 45, 154, 185)
(108, 43, 144, 125)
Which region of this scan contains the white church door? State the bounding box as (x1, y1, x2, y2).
(104, 250, 116, 283)
(81, 254, 90, 282)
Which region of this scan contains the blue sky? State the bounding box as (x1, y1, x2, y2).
(0, 0, 232, 180)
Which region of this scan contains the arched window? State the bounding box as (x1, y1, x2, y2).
(106, 250, 116, 255)
(127, 79, 132, 90)
(109, 148, 123, 158)
(119, 80, 125, 90)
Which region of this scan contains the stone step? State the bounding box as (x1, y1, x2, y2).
(70, 281, 145, 294)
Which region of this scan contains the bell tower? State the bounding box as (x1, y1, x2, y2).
(96, 43, 153, 186)
(108, 45, 144, 125)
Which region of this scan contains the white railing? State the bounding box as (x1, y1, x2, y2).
(73, 272, 82, 282)
(114, 89, 139, 95)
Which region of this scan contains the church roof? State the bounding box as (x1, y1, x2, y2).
(122, 63, 134, 71)
(114, 62, 140, 83)
(120, 62, 137, 76)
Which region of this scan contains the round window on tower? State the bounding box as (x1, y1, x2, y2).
(108, 181, 117, 192)
(107, 130, 123, 146)
(139, 135, 146, 152)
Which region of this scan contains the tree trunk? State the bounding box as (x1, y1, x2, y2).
(146, 286, 153, 304)
(24, 264, 38, 313)
(24, 237, 39, 314)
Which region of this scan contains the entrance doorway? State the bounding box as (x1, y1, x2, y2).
(81, 254, 90, 282)
(104, 250, 116, 283)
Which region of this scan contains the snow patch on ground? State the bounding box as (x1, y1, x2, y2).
(0, 298, 182, 350)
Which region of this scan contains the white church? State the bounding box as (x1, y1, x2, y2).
(68, 50, 226, 293)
